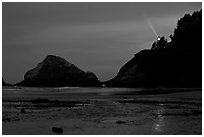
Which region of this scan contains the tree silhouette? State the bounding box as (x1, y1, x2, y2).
(170, 9, 202, 51)
(151, 36, 168, 50)
(151, 9, 201, 51)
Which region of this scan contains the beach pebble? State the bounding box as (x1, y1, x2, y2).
(20, 108, 26, 113)
(12, 117, 20, 121)
(48, 117, 52, 119)
(116, 120, 126, 124)
(3, 116, 10, 122)
(52, 127, 63, 134)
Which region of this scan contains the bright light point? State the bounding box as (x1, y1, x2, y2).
(157, 37, 161, 41)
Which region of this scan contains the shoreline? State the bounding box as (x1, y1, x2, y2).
(2, 88, 202, 135)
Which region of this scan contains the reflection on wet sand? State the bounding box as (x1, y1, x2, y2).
(152, 105, 166, 133)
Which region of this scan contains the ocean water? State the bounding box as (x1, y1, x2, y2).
(2, 86, 199, 98)
(2, 86, 144, 100)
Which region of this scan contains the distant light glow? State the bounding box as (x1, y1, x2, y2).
(157, 37, 161, 41)
(142, 13, 158, 38)
(146, 18, 158, 38)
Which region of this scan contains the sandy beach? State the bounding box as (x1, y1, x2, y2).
(2, 2, 202, 135)
(2, 87, 202, 135)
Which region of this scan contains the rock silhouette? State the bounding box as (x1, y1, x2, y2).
(104, 10, 202, 88)
(16, 55, 101, 87)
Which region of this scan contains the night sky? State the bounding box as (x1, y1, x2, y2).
(2, 2, 201, 84)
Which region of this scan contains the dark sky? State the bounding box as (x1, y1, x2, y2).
(3, 2, 201, 84)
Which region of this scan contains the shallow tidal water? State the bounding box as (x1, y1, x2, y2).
(2, 87, 202, 135)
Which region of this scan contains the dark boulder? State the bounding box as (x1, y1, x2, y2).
(2, 78, 11, 86)
(52, 127, 63, 134)
(16, 55, 101, 87)
(116, 120, 126, 124)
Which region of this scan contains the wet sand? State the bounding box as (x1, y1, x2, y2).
(2, 87, 202, 135)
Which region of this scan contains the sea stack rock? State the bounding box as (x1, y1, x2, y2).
(17, 55, 101, 87)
